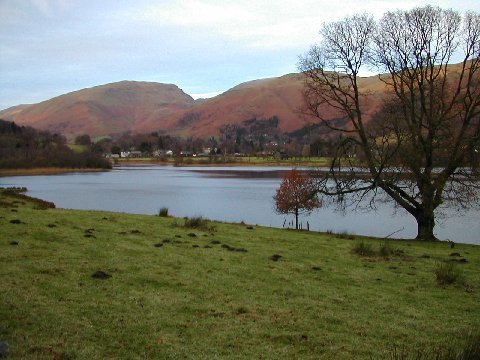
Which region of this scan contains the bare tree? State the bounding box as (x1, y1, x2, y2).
(299, 6, 480, 241)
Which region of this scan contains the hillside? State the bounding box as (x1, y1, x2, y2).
(0, 81, 195, 140)
(168, 73, 386, 137)
(135, 74, 316, 136)
(0, 73, 387, 140)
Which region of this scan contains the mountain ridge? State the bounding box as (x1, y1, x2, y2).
(0, 73, 385, 140)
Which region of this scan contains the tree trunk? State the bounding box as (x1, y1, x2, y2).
(295, 208, 299, 230)
(415, 210, 438, 241)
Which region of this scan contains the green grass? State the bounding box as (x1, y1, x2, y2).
(116, 156, 332, 167)
(0, 190, 479, 359)
(67, 144, 90, 153)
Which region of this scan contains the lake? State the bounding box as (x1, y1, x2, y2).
(1, 165, 479, 245)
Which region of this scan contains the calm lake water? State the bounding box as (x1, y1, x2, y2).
(1, 165, 479, 245)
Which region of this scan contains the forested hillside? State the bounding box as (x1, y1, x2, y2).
(0, 120, 111, 170)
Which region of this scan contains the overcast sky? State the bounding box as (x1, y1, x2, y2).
(1, 0, 479, 110)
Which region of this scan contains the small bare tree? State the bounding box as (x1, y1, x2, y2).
(299, 6, 480, 240)
(274, 169, 319, 229)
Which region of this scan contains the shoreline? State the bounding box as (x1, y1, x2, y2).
(0, 167, 110, 177)
(113, 156, 332, 168)
(0, 188, 467, 245)
(0, 157, 332, 177)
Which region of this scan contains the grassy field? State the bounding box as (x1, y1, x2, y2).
(0, 190, 479, 359)
(67, 144, 90, 154)
(115, 156, 332, 167)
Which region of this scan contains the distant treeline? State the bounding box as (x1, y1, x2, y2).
(89, 115, 339, 158)
(0, 120, 111, 169)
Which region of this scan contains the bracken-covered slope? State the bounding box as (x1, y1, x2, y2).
(131, 72, 386, 137)
(138, 73, 318, 136)
(0, 81, 195, 139)
(0, 73, 388, 139)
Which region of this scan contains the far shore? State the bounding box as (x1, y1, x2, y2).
(0, 157, 332, 177)
(0, 167, 110, 177)
(113, 156, 332, 168)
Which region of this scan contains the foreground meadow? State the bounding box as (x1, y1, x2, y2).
(0, 190, 479, 359)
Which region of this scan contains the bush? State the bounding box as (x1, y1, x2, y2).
(379, 242, 405, 257)
(352, 240, 375, 256)
(337, 231, 355, 240)
(435, 262, 463, 285)
(184, 216, 204, 228)
(183, 216, 215, 231)
(350, 238, 406, 258)
(379, 241, 394, 257)
(158, 207, 169, 217)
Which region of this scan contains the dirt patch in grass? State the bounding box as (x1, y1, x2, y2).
(221, 244, 248, 252)
(91, 271, 111, 279)
(0, 341, 8, 358)
(451, 258, 468, 263)
(270, 254, 282, 261)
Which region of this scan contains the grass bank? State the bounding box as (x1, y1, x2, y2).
(0, 190, 479, 359)
(0, 167, 110, 177)
(115, 156, 332, 167)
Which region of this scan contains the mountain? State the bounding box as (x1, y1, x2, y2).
(0, 104, 32, 116)
(0, 81, 195, 139)
(139, 73, 317, 136)
(0, 74, 386, 139)
(133, 72, 386, 137)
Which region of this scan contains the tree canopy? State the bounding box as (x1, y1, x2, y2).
(274, 169, 319, 230)
(0, 120, 111, 170)
(299, 6, 480, 240)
